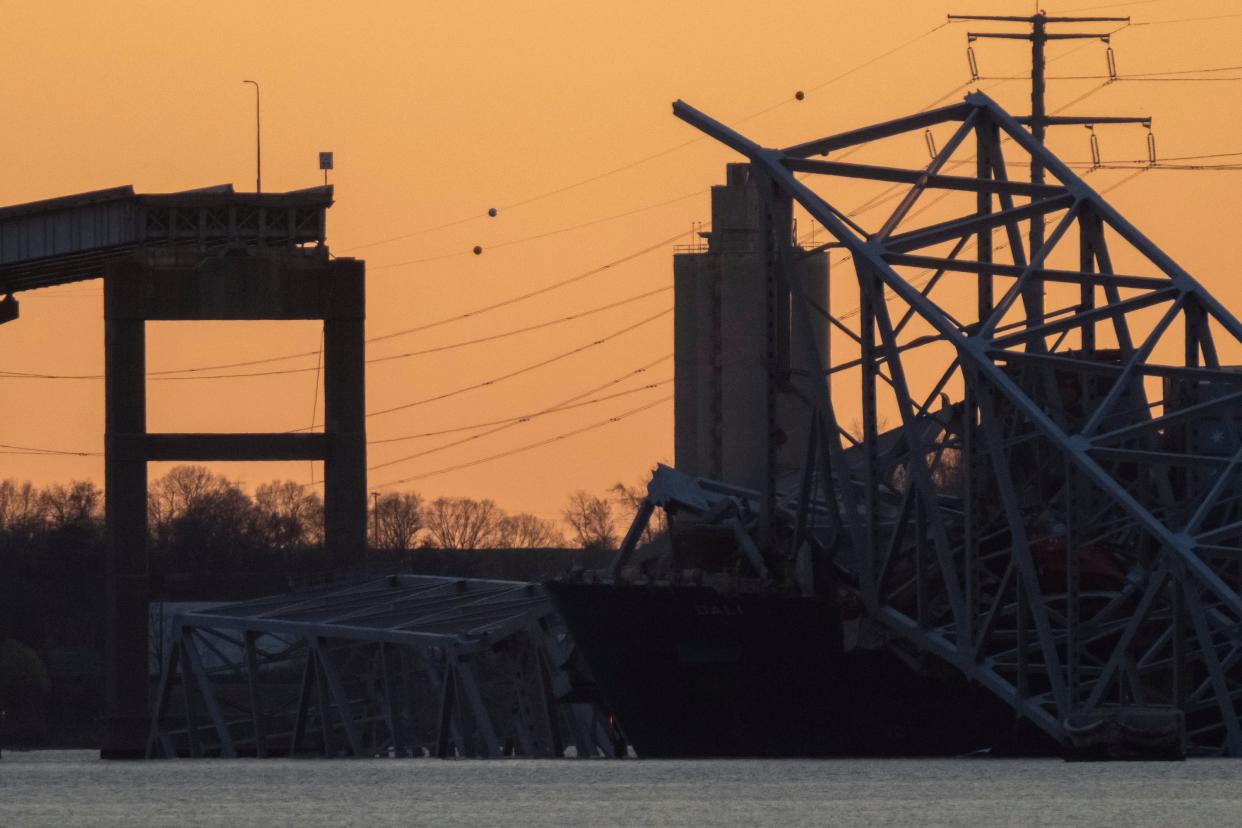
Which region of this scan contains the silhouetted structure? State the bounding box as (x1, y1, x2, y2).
(0, 185, 366, 758)
(559, 87, 1242, 759)
(674, 163, 829, 491)
(148, 576, 618, 759)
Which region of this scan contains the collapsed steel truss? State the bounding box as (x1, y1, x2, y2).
(667, 92, 1242, 755)
(148, 576, 618, 758)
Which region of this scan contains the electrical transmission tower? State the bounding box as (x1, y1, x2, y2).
(951, 11, 1149, 326)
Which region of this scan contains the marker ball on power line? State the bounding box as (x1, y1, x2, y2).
(473, 245, 483, 255)
(488, 208, 497, 217)
(795, 90, 805, 101)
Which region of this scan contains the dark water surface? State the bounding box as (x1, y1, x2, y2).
(3, 750, 1242, 826)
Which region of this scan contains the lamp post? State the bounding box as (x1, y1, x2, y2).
(242, 80, 261, 193)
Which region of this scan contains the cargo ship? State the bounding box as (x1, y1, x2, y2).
(545, 465, 1044, 758)
(547, 577, 1029, 758)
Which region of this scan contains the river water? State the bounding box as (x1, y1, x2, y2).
(3, 750, 1242, 826)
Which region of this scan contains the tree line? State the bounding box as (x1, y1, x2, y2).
(0, 466, 659, 561)
(0, 466, 663, 746)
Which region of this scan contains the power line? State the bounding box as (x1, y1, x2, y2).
(290, 356, 676, 494)
(367, 379, 669, 472)
(0, 441, 100, 457)
(1133, 12, 1242, 27)
(805, 20, 956, 97)
(201, 288, 671, 380)
(353, 353, 672, 467)
(979, 74, 1240, 81)
(492, 95, 816, 218)
(495, 148, 701, 214)
(371, 395, 673, 489)
(191, 227, 682, 374)
(2, 360, 674, 468)
(367, 190, 703, 271)
(1048, 79, 1112, 113)
(360, 307, 671, 422)
(363, 285, 669, 360)
(307, 327, 324, 487)
(294, 354, 674, 486)
(337, 213, 489, 254)
(366, 229, 686, 341)
(1124, 64, 1242, 77)
(1054, 0, 1187, 11)
(178, 289, 672, 381)
(830, 62, 1105, 222)
(1070, 162, 1242, 171)
(1097, 166, 1152, 194)
(208, 227, 684, 368)
(1131, 150, 1242, 162)
(0, 288, 670, 381)
(369, 377, 673, 446)
(1112, 77, 1241, 82)
(817, 80, 1161, 325)
(0, 367, 674, 464)
(0, 231, 688, 380)
(339, 20, 956, 255)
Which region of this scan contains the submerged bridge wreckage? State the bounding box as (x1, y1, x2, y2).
(146, 576, 619, 759)
(576, 89, 1242, 758)
(0, 184, 621, 759)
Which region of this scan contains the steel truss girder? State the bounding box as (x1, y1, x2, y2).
(147, 577, 616, 759)
(675, 91, 1242, 755)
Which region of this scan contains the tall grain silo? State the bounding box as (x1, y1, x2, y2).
(674, 163, 829, 491)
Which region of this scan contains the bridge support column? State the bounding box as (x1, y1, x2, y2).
(102, 304, 148, 758)
(100, 254, 366, 758)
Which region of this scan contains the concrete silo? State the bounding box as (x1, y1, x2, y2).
(674, 162, 829, 492)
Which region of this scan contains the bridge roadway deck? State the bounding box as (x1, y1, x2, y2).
(0, 184, 331, 296)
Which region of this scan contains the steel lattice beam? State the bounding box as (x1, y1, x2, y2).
(147, 576, 618, 759)
(674, 91, 1242, 755)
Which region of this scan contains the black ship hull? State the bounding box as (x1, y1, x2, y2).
(546, 580, 1039, 758)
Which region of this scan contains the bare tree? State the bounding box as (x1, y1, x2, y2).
(562, 490, 617, 552)
(371, 492, 423, 551)
(421, 497, 502, 550)
(147, 466, 256, 559)
(41, 480, 102, 526)
(148, 465, 231, 538)
(496, 512, 564, 548)
(0, 479, 46, 537)
(253, 480, 323, 550)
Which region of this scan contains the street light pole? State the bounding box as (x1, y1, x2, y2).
(242, 80, 261, 193)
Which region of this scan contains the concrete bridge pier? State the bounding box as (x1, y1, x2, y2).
(101, 254, 366, 758)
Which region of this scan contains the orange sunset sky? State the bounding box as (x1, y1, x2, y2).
(2, 0, 1240, 522)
